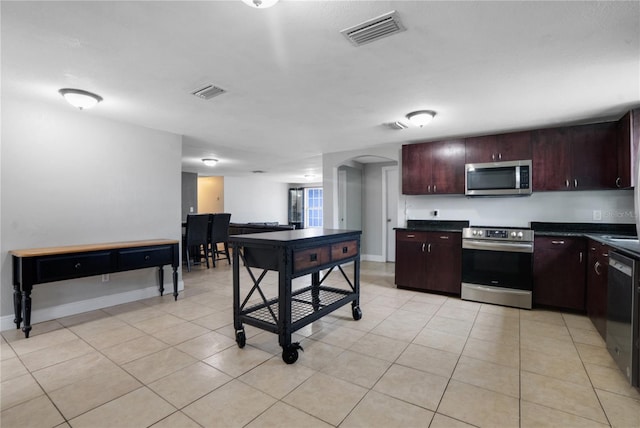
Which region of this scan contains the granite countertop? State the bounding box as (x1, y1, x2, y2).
(531, 222, 640, 258)
(398, 220, 469, 233)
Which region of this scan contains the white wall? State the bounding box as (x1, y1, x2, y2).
(223, 177, 289, 224)
(403, 189, 635, 227)
(1, 99, 183, 330)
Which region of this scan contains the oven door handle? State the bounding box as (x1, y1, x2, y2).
(462, 239, 533, 253)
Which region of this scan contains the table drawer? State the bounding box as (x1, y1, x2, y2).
(36, 251, 112, 283)
(331, 240, 358, 261)
(294, 246, 330, 273)
(118, 246, 173, 270)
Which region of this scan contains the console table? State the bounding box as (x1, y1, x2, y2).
(10, 239, 179, 338)
(230, 229, 361, 364)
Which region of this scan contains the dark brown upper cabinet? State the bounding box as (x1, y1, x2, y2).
(616, 108, 640, 188)
(532, 122, 617, 191)
(402, 139, 465, 195)
(465, 131, 532, 164)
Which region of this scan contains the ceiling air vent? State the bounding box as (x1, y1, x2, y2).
(191, 84, 226, 100)
(384, 121, 408, 130)
(341, 10, 406, 47)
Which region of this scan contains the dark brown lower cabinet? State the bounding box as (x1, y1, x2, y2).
(587, 240, 609, 339)
(533, 236, 587, 311)
(395, 230, 461, 294)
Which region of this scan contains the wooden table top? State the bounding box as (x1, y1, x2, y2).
(10, 239, 179, 258)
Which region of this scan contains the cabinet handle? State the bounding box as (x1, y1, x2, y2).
(616, 177, 622, 188)
(491, 153, 496, 161)
(428, 243, 432, 253)
(603, 253, 608, 257)
(407, 234, 415, 238)
(574, 179, 578, 187)
(428, 185, 431, 193)
(498, 153, 502, 160)
(309, 253, 318, 262)
(74, 262, 82, 269)
(551, 240, 565, 245)
(342, 246, 348, 254)
(439, 236, 449, 240)
(144, 255, 151, 261)
(594, 261, 601, 275)
(433, 184, 437, 193)
(422, 243, 426, 253)
(565, 179, 570, 188)
(579, 251, 583, 263)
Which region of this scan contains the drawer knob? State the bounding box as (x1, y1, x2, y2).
(309, 253, 317, 262)
(144, 255, 151, 261)
(74, 263, 82, 269)
(342, 246, 348, 253)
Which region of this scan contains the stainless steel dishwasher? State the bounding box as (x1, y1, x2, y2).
(607, 250, 639, 387)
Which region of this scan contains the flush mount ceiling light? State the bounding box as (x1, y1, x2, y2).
(406, 110, 436, 127)
(241, 0, 279, 8)
(202, 158, 219, 167)
(58, 88, 103, 110)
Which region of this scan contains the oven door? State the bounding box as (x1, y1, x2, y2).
(462, 240, 533, 291)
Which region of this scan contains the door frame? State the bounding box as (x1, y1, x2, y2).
(382, 166, 399, 262)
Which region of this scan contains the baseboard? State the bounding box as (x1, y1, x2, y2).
(361, 254, 386, 262)
(1, 280, 184, 332)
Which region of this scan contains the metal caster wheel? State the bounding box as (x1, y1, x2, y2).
(236, 329, 246, 348)
(282, 343, 304, 364)
(352, 305, 362, 321)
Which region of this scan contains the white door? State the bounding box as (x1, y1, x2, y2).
(385, 167, 398, 262)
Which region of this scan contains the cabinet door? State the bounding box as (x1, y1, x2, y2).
(395, 231, 428, 289)
(533, 237, 586, 310)
(532, 127, 572, 191)
(465, 135, 497, 164)
(402, 144, 431, 194)
(431, 139, 465, 194)
(586, 240, 609, 339)
(425, 232, 461, 294)
(571, 122, 617, 190)
(496, 131, 532, 161)
(616, 109, 640, 188)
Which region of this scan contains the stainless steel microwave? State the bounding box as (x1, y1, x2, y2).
(465, 160, 532, 196)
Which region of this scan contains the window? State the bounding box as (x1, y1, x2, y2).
(305, 187, 323, 228)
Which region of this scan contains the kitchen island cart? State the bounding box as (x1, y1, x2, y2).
(229, 229, 362, 364)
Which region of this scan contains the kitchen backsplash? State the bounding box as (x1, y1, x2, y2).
(403, 189, 635, 228)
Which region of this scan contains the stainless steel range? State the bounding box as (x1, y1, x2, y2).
(461, 226, 534, 309)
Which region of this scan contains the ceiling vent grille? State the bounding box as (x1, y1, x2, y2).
(341, 11, 406, 47)
(191, 84, 226, 100)
(384, 121, 409, 130)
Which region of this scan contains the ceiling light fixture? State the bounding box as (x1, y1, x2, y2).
(202, 158, 219, 167)
(58, 88, 103, 110)
(241, 0, 279, 8)
(406, 110, 436, 127)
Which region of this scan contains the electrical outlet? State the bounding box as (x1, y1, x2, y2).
(189, 206, 194, 213)
(593, 210, 602, 221)
(102, 274, 109, 282)
(433, 210, 439, 217)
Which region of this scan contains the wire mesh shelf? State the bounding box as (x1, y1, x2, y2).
(242, 285, 351, 326)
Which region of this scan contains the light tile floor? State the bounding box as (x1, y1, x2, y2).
(1, 261, 640, 427)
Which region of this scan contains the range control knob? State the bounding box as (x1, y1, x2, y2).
(478, 230, 484, 237)
(511, 231, 517, 238)
(472, 230, 477, 236)
(517, 231, 524, 239)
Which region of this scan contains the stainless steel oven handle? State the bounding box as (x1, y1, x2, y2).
(462, 239, 533, 253)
